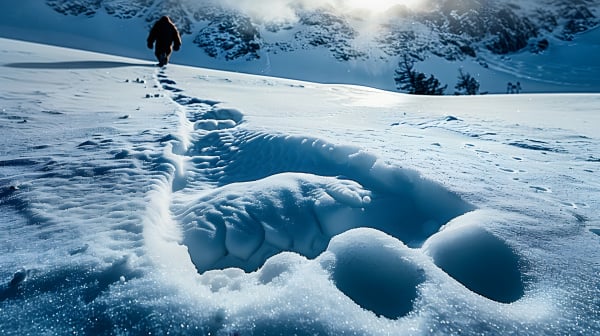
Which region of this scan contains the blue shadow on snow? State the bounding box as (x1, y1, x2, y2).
(4, 61, 155, 69)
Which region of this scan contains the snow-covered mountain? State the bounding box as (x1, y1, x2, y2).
(1, 0, 599, 93)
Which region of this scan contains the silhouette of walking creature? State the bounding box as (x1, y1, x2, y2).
(147, 16, 182, 67)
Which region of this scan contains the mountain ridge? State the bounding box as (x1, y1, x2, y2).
(2, 0, 599, 93)
(43, 0, 599, 60)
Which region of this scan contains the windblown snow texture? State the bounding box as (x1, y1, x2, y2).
(1, 39, 599, 335)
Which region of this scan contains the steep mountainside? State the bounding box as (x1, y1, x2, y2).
(5, 0, 599, 93)
(44, 0, 599, 61)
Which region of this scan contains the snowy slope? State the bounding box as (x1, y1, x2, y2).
(1, 0, 599, 94)
(1, 38, 599, 335)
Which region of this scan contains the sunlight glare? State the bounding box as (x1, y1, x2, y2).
(342, 0, 421, 13)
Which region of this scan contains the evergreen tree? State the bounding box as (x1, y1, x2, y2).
(454, 68, 480, 95)
(395, 55, 447, 95)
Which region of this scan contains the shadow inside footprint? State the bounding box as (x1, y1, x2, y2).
(423, 212, 525, 303)
(321, 229, 425, 319)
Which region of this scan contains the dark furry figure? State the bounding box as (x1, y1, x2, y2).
(147, 16, 182, 67)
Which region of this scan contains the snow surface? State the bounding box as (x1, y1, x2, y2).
(1, 38, 600, 335)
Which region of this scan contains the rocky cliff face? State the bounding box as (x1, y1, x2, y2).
(379, 0, 599, 61)
(193, 12, 262, 61)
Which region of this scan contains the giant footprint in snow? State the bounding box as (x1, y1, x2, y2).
(158, 72, 527, 319)
(174, 138, 527, 307)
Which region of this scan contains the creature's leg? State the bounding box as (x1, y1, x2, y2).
(155, 48, 167, 66)
(164, 49, 173, 65)
(157, 46, 173, 66)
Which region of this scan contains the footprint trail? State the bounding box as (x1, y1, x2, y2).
(147, 69, 528, 318)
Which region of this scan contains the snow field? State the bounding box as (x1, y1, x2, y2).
(1, 38, 599, 335)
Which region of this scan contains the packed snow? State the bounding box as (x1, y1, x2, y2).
(1, 38, 599, 335)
